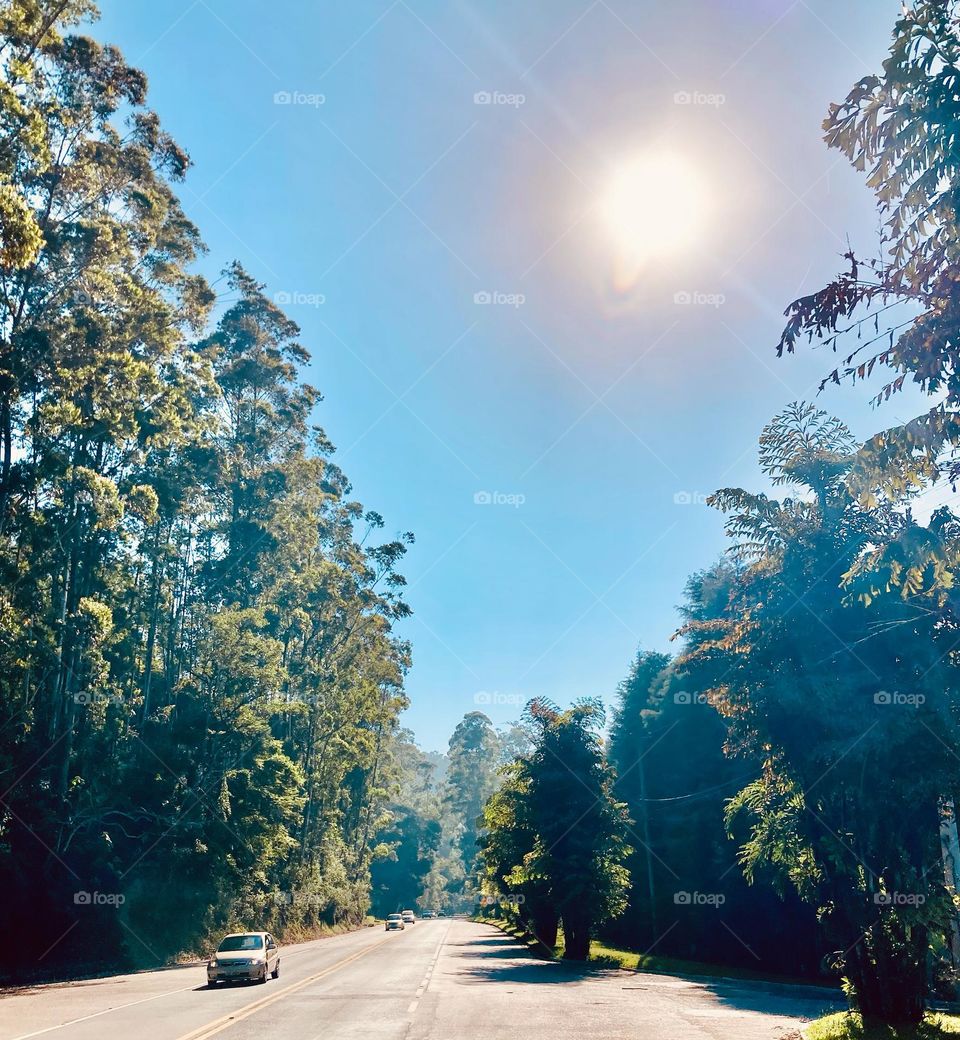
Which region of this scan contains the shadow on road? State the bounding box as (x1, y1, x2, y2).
(680, 977, 843, 1021)
(454, 930, 844, 1021)
(452, 934, 621, 987)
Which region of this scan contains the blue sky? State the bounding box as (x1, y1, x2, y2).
(96, 0, 926, 752)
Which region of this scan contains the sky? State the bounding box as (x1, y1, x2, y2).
(94, 0, 930, 752)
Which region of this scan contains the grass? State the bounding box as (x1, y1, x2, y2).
(588, 938, 836, 989)
(805, 1012, 960, 1040)
(475, 917, 558, 958)
(479, 920, 829, 986)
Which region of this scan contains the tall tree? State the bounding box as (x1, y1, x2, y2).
(444, 711, 500, 894)
(494, 698, 632, 961)
(679, 404, 960, 1024)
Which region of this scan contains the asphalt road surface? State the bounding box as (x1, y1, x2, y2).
(0, 920, 841, 1040)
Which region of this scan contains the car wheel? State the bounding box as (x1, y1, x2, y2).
(272, 960, 280, 980)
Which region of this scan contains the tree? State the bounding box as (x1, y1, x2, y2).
(679, 403, 960, 1024)
(777, 1, 960, 519)
(517, 699, 631, 960)
(444, 711, 500, 893)
(479, 762, 559, 947)
(607, 648, 671, 941)
(0, 0, 414, 977)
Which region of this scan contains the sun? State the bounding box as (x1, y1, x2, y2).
(599, 150, 709, 288)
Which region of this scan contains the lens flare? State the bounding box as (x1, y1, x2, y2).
(600, 151, 709, 290)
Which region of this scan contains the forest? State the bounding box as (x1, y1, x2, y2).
(5, 1, 960, 1033)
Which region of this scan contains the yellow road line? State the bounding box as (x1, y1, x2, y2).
(175, 934, 394, 1040)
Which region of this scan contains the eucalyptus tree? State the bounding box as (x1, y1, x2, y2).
(444, 711, 500, 888)
(0, 0, 414, 975)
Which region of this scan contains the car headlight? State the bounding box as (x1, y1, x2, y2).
(208, 960, 216, 969)
(252, 957, 264, 965)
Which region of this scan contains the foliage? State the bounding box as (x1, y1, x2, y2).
(444, 710, 500, 900)
(0, 0, 413, 976)
(806, 1012, 960, 1040)
(678, 404, 960, 1024)
(603, 641, 821, 974)
(776, 1, 960, 509)
(480, 698, 631, 960)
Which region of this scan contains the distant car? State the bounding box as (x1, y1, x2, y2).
(401, 909, 416, 925)
(436, 909, 445, 918)
(421, 909, 436, 919)
(385, 913, 405, 931)
(207, 931, 279, 986)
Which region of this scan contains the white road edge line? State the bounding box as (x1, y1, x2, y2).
(8, 930, 387, 1040)
(9, 983, 199, 1040)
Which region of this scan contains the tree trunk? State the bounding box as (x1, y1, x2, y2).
(846, 924, 927, 1025)
(561, 909, 591, 960)
(530, 903, 559, 949)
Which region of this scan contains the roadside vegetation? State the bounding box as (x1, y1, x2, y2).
(0, 0, 420, 979)
(806, 1013, 960, 1040)
(479, 1, 960, 1031)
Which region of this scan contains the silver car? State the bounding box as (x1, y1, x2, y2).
(207, 931, 280, 986)
(385, 913, 405, 931)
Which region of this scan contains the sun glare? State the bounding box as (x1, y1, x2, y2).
(599, 151, 709, 289)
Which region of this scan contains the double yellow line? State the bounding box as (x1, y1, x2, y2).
(176, 934, 394, 1040)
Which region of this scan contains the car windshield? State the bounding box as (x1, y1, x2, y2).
(387, 914, 402, 920)
(217, 934, 263, 952)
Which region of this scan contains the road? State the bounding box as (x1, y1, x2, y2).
(0, 920, 840, 1040)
